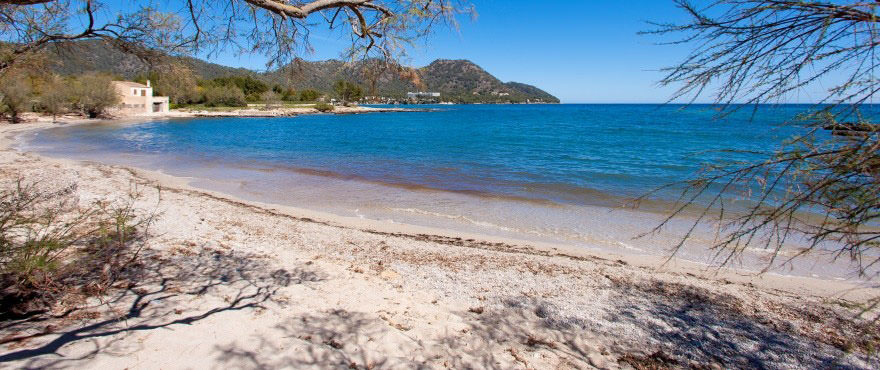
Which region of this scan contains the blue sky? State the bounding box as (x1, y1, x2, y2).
(402, 1, 695, 104)
(94, 1, 839, 103)
(203, 1, 693, 103)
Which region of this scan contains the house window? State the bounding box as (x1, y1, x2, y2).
(132, 89, 137, 96)
(141, 89, 146, 96)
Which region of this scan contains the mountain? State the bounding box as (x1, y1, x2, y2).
(43, 41, 560, 103)
(416, 59, 558, 103)
(46, 41, 259, 80)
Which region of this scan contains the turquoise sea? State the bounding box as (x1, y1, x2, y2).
(23, 104, 869, 279)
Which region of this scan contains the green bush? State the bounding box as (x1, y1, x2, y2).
(0, 74, 33, 123)
(135, 65, 201, 105)
(69, 73, 119, 118)
(299, 89, 321, 102)
(261, 91, 280, 109)
(209, 76, 268, 100)
(332, 80, 363, 103)
(203, 85, 247, 107)
(314, 102, 334, 112)
(281, 88, 297, 101)
(36, 76, 70, 121)
(0, 180, 153, 318)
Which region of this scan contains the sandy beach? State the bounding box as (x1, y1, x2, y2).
(10, 105, 423, 123)
(1, 118, 878, 369)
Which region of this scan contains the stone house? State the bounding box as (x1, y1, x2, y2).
(111, 80, 170, 114)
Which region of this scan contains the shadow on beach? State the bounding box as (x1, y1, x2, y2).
(0, 241, 876, 368)
(0, 246, 323, 368)
(208, 281, 878, 369)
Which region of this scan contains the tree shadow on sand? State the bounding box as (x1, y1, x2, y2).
(15, 242, 873, 369)
(207, 281, 878, 369)
(0, 247, 324, 368)
(213, 309, 399, 369)
(445, 282, 877, 369)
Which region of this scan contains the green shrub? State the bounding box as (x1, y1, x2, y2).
(314, 102, 334, 112)
(69, 73, 119, 118)
(0, 74, 33, 123)
(36, 76, 70, 121)
(203, 85, 247, 107)
(332, 80, 363, 103)
(210, 76, 268, 99)
(261, 91, 280, 109)
(299, 89, 321, 102)
(281, 88, 297, 101)
(0, 179, 153, 318)
(135, 65, 201, 105)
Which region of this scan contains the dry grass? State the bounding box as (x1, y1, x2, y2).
(0, 178, 156, 318)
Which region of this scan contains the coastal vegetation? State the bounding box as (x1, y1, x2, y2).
(0, 59, 339, 118)
(0, 69, 119, 122)
(69, 73, 119, 118)
(0, 74, 31, 123)
(0, 179, 153, 318)
(208, 76, 269, 102)
(333, 80, 364, 105)
(202, 85, 248, 108)
(298, 89, 321, 102)
(313, 102, 335, 112)
(37, 76, 68, 121)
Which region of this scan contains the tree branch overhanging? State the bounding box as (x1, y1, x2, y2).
(0, 0, 468, 74)
(644, 1, 880, 291)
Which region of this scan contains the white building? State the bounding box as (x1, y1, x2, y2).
(111, 80, 170, 114)
(406, 91, 441, 99)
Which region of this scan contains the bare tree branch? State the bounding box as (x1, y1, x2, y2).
(0, 0, 471, 74)
(644, 2, 880, 293)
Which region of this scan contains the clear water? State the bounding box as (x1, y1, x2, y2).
(23, 104, 871, 280)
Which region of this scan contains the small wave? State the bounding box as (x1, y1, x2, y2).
(390, 207, 527, 233)
(743, 247, 798, 257)
(615, 241, 644, 252)
(388, 207, 630, 248)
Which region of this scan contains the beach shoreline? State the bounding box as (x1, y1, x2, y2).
(1, 119, 878, 368)
(171, 104, 430, 117)
(5, 104, 426, 125)
(6, 117, 872, 296)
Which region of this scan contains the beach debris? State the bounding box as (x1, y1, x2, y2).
(507, 348, 530, 368)
(524, 335, 556, 349)
(323, 338, 343, 349)
(379, 269, 400, 280)
(617, 351, 680, 369)
(379, 313, 412, 331)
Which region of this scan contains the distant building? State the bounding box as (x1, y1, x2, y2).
(111, 80, 170, 114)
(406, 91, 441, 99)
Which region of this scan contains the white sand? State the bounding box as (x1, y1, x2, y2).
(0, 120, 877, 369)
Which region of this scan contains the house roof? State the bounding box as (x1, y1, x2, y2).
(113, 81, 149, 88)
